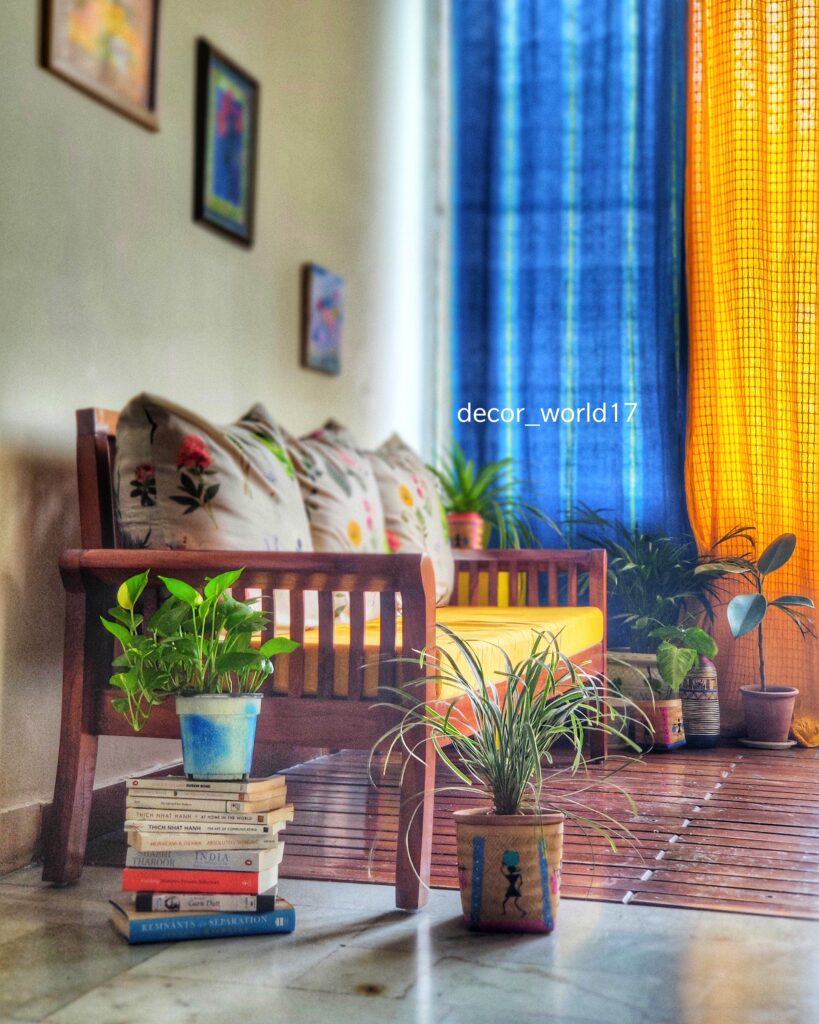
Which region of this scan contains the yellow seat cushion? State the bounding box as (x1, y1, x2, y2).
(273, 605, 603, 700)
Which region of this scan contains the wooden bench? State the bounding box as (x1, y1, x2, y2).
(41, 408, 608, 910)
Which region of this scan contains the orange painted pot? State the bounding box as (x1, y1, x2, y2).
(633, 698, 686, 751)
(454, 807, 563, 933)
(447, 512, 485, 550)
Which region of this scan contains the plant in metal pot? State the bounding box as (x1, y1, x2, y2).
(428, 441, 560, 550)
(102, 569, 299, 779)
(374, 628, 638, 934)
(726, 533, 815, 746)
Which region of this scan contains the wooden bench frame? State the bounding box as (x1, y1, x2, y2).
(41, 409, 608, 910)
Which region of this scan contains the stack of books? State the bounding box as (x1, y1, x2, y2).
(109, 773, 296, 943)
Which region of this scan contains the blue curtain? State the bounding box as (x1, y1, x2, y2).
(451, 0, 687, 537)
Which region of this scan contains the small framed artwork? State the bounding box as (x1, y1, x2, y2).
(41, 0, 161, 130)
(194, 39, 259, 246)
(301, 264, 344, 375)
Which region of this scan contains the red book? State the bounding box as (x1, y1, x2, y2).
(122, 865, 277, 895)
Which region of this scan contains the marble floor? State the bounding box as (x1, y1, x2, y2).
(0, 865, 817, 1024)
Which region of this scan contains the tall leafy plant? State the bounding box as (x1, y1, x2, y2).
(429, 441, 560, 548)
(726, 534, 815, 690)
(569, 505, 754, 652)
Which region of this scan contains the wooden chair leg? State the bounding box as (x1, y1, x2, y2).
(394, 729, 435, 911)
(588, 655, 608, 762)
(41, 593, 99, 883)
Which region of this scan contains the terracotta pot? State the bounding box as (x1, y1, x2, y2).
(447, 512, 485, 550)
(680, 660, 720, 748)
(740, 686, 798, 744)
(633, 698, 686, 751)
(454, 807, 563, 933)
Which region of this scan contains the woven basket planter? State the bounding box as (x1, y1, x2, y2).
(680, 662, 720, 747)
(454, 808, 563, 933)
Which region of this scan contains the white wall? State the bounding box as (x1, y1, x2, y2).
(0, 0, 428, 835)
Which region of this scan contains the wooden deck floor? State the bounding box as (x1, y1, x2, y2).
(278, 745, 819, 920)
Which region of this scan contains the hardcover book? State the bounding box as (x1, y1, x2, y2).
(122, 864, 279, 895)
(110, 896, 296, 944)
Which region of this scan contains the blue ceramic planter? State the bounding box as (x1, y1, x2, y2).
(175, 694, 263, 780)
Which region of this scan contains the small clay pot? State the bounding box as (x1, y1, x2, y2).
(447, 512, 485, 550)
(740, 686, 798, 744)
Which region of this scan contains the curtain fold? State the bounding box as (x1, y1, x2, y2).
(451, 0, 688, 535)
(685, 0, 819, 726)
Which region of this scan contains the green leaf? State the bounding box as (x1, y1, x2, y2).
(148, 598, 191, 636)
(169, 495, 200, 509)
(204, 483, 220, 503)
(100, 617, 133, 647)
(655, 641, 698, 691)
(259, 636, 300, 656)
(214, 652, 266, 673)
(204, 569, 244, 600)
(771, 595, 814, 608)
(158, 576, 203, 607)
(680, 627, 718, 658)
(757, 534, 796, 576)
(117, 570, 149, 610)
(727, 593, 767, 638)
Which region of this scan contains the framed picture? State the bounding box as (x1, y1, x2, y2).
(301, 264, 344, 375)
(194, 39, 259, 247)
(41, 0, 161, 130)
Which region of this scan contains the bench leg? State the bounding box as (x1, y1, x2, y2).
(588, 653, 608, 762)
(42, 593, 98, 883)
(395, 728, 435, 911)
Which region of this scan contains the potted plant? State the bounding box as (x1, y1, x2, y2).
(376, 628, 638, 933)
(570, 507, 752, 705)
(726, 533, 815, 746)
(101, 568, 298, 779)
(651, 624, 720, 747)
(429, 442, 559, 550)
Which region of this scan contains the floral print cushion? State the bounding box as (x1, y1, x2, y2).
(282, 424, 387, 555)
(369, 433, 454, 605)
(116, 394, 312, 556)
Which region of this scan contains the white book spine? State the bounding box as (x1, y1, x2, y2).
(128, 832, 281, 851)
(125, 820, 276, 835)
(125, 844, 283, 871)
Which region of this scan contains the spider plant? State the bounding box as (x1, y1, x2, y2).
(374, 628, 639, 832)
(568, 505, 754, 652)
(428, 441, 560, 548)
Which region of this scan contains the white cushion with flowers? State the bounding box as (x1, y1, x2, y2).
(368, 433, 454, 605)
(115, 394, 312, 555)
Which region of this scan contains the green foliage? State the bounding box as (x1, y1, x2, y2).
(649, 624, 718, 696)
(101, 569, 299, 732)
(428, 441, 560, 548)
(725, 533, 814, 691)
(374, 628, 640, 842)
(569, 506, 754, 653)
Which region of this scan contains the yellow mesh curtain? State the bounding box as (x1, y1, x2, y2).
(685, 0, 819, 731)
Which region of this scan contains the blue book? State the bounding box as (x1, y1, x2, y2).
(109, 896, 295, 944)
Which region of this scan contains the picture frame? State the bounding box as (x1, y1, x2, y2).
(301, 264, 344, 375)
(41, 0, 161, 131)
(193, 39, 259, 247)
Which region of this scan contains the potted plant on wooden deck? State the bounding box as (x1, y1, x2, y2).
(429, 442, 558, 550)
(375, 628, 637, 933)
(726, 534, 815, 747)
(102, 568, 298, 779)
(570, 508, 752, 731)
